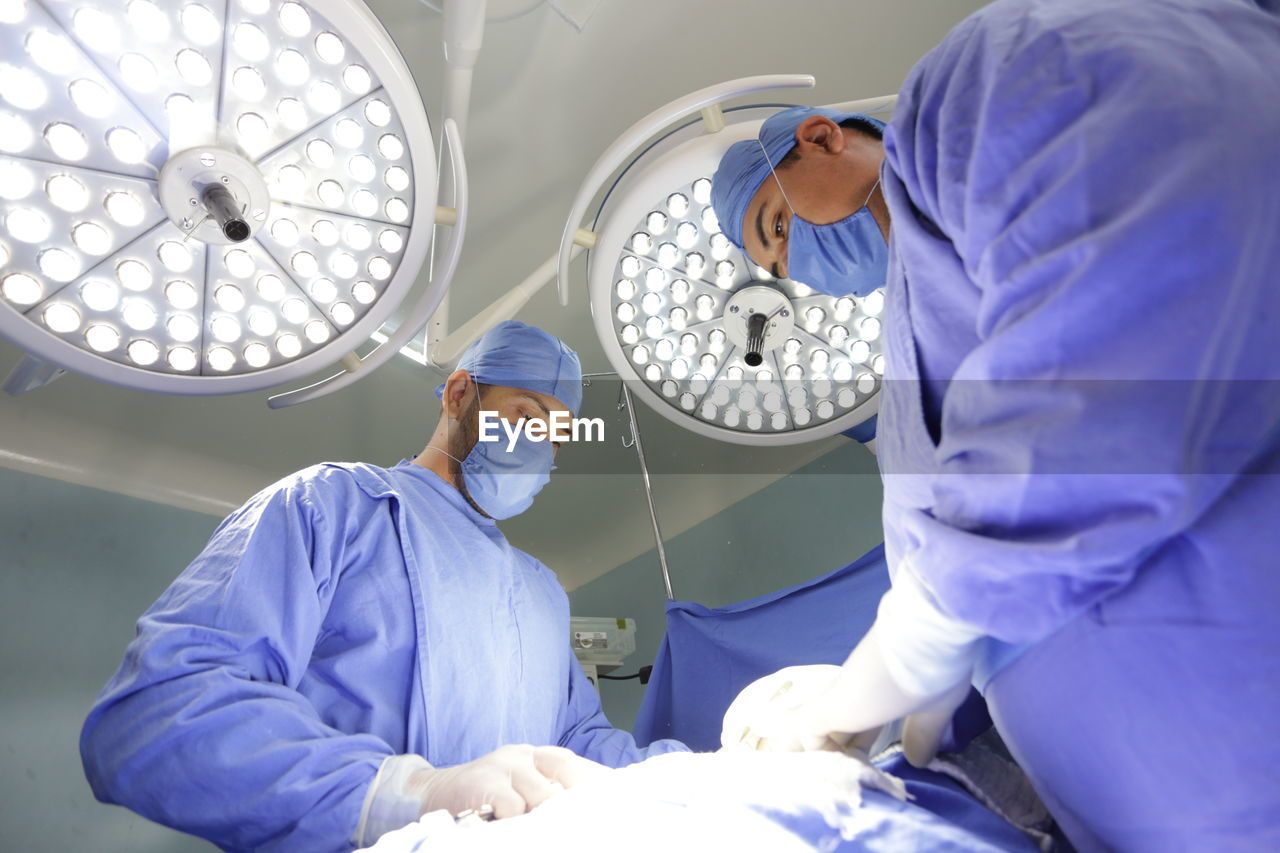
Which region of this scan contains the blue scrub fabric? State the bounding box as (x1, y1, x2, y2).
(630, 549, 1040, 852)
(758, 777, 1044, 853)
(633, 545, 990, 754)
(850, 754, 1046, 853)
(80, 461, 683, 852)
(634, 546, 889, 751)
(876, 0, 1280, 849)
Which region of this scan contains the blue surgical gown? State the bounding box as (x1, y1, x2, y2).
(80, 461, 683, 852)
(877, 0, 1280, 849)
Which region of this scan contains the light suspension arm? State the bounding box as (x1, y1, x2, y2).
(555, 74, 816, 308)
(427, 244, 584, 367)
(426, 0, 488, 350)
(827, 94, 899, 117)
(2, 355, 66, 397)
(267, 118, 469, 408)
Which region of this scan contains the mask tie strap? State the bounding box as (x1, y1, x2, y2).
(758, 138, 797, 216)
(862, 177, 881, 209)
(761, 139, 880, 215)
(422, 446, 465, 466)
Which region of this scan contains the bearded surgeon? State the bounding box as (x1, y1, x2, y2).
(80, 320, 686, 852)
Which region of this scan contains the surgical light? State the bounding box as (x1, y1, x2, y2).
(559, 77, 894, 445)
(0, 0, 454, 400)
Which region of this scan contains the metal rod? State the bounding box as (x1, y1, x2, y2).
(200, 184, 249, 242)
(427, 244, 585, 367)
(620, 382, 674, 600)
(744, 312, 767, 367)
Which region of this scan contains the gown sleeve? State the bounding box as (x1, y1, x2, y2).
(881, 3, 1280, 645)
(555, 641, 689, 766)
(79, 469, 394, 852)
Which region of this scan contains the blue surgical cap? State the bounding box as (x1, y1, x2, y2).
(711, 107, 886, 251)
(434, 320, 584, 415)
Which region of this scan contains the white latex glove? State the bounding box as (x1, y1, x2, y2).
(804, 624, 973, 766)
(724, 567, 984, 767)
(720, 664, 870, 753)
(355, 745, 609, 846)
(408, 744, 607, 818)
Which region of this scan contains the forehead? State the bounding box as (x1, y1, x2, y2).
(492, 384, 571, 415)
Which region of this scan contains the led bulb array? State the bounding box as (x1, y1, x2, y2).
(0, 0, 427, 388)
(608, 176, 884, 436)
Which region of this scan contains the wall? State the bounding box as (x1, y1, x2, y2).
(0, 467, 219, 852)
(568, 438, 884, 733)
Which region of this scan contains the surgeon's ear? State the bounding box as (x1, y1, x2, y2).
(793, 116, 846, 157)
(442, 369, 472, 420)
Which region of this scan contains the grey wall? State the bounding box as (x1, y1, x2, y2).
(0, 466, 219, 852)
(568, 438, 884, 733)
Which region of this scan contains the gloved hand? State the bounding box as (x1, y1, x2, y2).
(407, 744, 608, 819)
(798, 624, 973, 766)
(721, 664, 858, 753)
(356, 745, 611, 846)
(723, 566, 983, 767)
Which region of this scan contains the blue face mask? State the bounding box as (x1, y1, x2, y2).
(786, 200, 888, 297)
(760, 140, 887, 297)
(460, 429, 555, 520)
(435, 391, 557, 520)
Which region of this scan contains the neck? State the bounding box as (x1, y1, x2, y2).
(865, 182, 890, 241)
(845, 130, 889, 239)
(413, 432, 457, 487)
(413, 436, 491, 520)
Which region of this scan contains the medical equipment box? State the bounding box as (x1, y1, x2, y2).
(569, 616, 636, 664)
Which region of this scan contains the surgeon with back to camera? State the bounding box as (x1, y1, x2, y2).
(713, 0, 1280, 850)
(80, 320, 686, 852)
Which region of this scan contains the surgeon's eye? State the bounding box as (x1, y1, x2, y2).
(774, 214, 784, 239)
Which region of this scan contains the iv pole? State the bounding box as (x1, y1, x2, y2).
(583, 372, 675, 601)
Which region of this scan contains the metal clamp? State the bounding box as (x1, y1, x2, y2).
(454, 804, 496, 826)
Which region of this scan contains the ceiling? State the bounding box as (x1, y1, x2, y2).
(0, 0, 987, 591)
